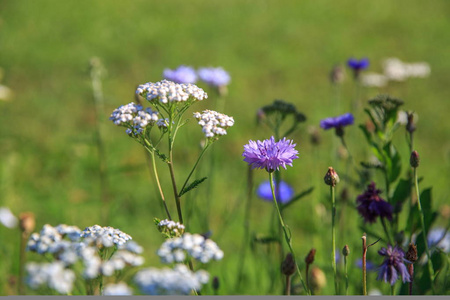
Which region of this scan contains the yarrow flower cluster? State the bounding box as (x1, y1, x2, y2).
(134, 264, 209, 295)
(136, 79, 207, 104)
(257, 180, 294, 204)
(27, 224, 82, 254)
(356, 182, 393, 224)
(157, 233, 224, 264)
(242, 136, 299, 172)
(103, 282, 134, 296)
(198, 67, 231, 87)
(109, 102, 159, 136)
(26, 262, 76, 294)
(81, 225, 132, 247)
(383, 57, 431, 82)
(156, 219, 185, 238)
(193, 110, 234, 139)
(163, 65, 198, 84)
(377, 244, 411, 286)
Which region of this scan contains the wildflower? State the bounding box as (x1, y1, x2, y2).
(193, 110, 234, 139)
(320, 113, 354, 137)
(27, 224, 82, 254)
(163, 65, 197, 84)
(157, 233, 223, 264)
(198, 67, 231, 87)
(347, 57, 370, 78)
(356, 182, 393, 223)
(156, 219, 185, 238)
(256, 180, 294, 204)
(281, 253, 296, 276)
(361, 72, 388, 88)
(427, 227, 450, 253)
(101, 250, 144, 276)
(136, 79, 207, 104)
(81, 225, 132, 248)
(383, 58, 430, 82)
(329, 64, 345, 84)
(26, 262, 75, 294)
(0, 207, 18, 229)
(242, 136, 299, 173)
(103, 282, 133, 296)
(377, 244, 411, 285)
(324, 167, 339, 187)
(410, 150, 420, 168)
(134, 264, 209, 295)
(110, 102, 159, 136)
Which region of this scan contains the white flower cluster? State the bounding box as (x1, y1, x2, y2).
(0, 207, 18, 228)
(27, 224, 82, 254)
(103, 282, 133, 296)
(157, 233, 224, 264)
(101, 250, 145, 276)
(134, 264, 209, 295)
(81, 225, 132, 247)
(157, 219, 185, 237)
(136, 79, 208, 104)
(109, 102, 159, 136)
(26, 262, 75, 294)
(383, 58, 431, 82)
(360, 72, 389, 88)
(193, 110, 234, 138)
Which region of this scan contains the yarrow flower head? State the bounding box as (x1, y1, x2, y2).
(242, 136, 299, 173)
(356, 182, 393, 223)
(26, 262, 76, 294)
(156, 218, 185, 238)
(320, 113, 354, 137)
(198, 67, 231, 87)
(377, 244, 411, 286)
(347, 57, 370, 78)
(157, 233, 224, 264)
(81, 225, 132, 248)
(163, 65, 197, 84)
(109, 102, 159, 136)
(136, 79, 207, 105)
(103, 282, 133, 296)
(257, 180, 294, 204)
(193, 110, 234, 139)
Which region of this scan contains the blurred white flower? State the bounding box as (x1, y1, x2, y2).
(26, 262, 75, 294)
(383, 57, 431, 81)
(103, 282, 133, 295)
(360, 72, 388, 88)
(81, 225, 132, 247)
(0, 207, 18, 228)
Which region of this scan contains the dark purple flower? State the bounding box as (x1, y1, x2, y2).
(163, 65, 197, 84)
(377, 244, 411, 286)
(356, 182, 393, 223)
(320, 113, 354, 131)
(347, 57, 370, 71)
(242, 136, 299, 172)
(257, 180, 294, 204)
(198, 67, 231, 87)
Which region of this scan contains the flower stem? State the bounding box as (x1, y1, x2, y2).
(344, 256, 349, 295)
(269, 172, 309, 295)
(330, 185, 338, 295)
(285, 275, 292, 296)
(380, 217, 393, 245)
(179, 143, 210, 196)
(414, 167, 435, 293)
(168, 160, 183, 224)
(408, 264, 414, 295)
(150, 151, 171, 220)
(362, 234, 367, 296)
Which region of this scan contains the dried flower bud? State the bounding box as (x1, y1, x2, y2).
(324, 167, 339, 187)
(19, 212, 35, 234)
(308, 126, 321, 146)
(406, 112, 416, 133)
(410, 150, 420, 168)
(330, 65, 345, 84)
(310, 267, 327, 291)
(405, 243, 418, 263)
(212, 276, 220, 291)
(305, 248, 316, 265)
(342, 245, 350, 257)
(281, 253, 296, 276)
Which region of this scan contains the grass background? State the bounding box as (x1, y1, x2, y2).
(1, 0, 449, 295)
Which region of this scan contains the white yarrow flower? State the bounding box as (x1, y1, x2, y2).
(136, 79, 207, 104)
(103, 282, 134, 296)
(193, 110, 234, 139)
(0, 207, 18, 228)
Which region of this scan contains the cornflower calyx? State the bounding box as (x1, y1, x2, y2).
(305, 248, 316, 265)
(324, 167, 339, 187)
(281, 253, 296, 276)
(193, 110, 234, 139)
(342, 245, 350, 257)
(410, 150, 420, 168)
(405, 244, 418, 263)
(242, 136, 299, 173)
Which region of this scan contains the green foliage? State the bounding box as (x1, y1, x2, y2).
(179, 177, 208, 197)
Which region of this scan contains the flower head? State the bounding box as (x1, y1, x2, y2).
(377, 244, 411, 286)
(136, 80, 207, 104)
(347, 57, 370, 78)
(81, 225, 132, 248)
(356, 182, 393, 223)
(0, 207, 18, 229)
(427, 227, 450, 253)
(163, 65, 197, 84)
(193, 110, 234, 139)
(256, 180, 294, 204)
(109, 102, 159, 136)
(103, 282, 133, 296)
(320, 113, 354, 135)
(198, 67, 231, 87)
(242, 136, 299, 172)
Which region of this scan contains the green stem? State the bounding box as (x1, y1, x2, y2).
(269, 172, 309, 295)
(331, 186, 338, 295)
(179, 143, 211, 196)
(391, 284, 395, 296)
(414, 167, 435, 293)
(168, 161, 183, 224)
(150, 151, 171, 220)
(381, 217, 393, 245)
(344, 256, 348, 295)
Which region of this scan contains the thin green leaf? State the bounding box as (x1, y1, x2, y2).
(281, 187, 314, 210)
(179, 177, 207, 197)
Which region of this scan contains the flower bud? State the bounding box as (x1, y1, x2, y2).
(212, 276, 220, 291)
(281, 253, 296, 276)
(324, 167, 339, 187)
(406, 112, 416, 133)
(410, 150, 420, 168)
(342, 245, 350, 257)
(19, 212, 35, 234)
(305, 248, 316, 265)
(310, 267, 326, 291)
(405, 243, 418, 263)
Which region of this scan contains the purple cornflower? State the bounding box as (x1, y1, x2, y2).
(377, 245, 411, 286)
(257, 180, 294, 204)
(242, 136, 299, 173)
(163, 65, 197, 84)
(198, 67, 231, 87)
(320, 113, 354, 137)
(356, 182, 393, 223)
(347, 57, 370, 78)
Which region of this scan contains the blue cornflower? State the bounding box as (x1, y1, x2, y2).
(427, 227, 450, 253)
(257, 180, 294, 204)
(320, 113, 354, 130)
(163, 65, 197, 84)
(347, 57, 370, 78)
(377, 245, 411, 286)
(356, 182, 393, 224)
(242, 136, 299, 173)
(198, 67, 231, 87)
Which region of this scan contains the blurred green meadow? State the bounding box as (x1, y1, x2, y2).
(1, 0, 450, 295)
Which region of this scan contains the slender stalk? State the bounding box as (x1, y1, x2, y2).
(330, 185, 338, 295)
(408, 264, 414, 295)
(168, 161, 183, 224)
(381, 218, 393, 245)
(269, 172, 309, 295)
(285, 275, 292, 296)
(305, 263, 310, 293)
(344, 255, 349, 295)
(179, 143, 210, 196)
(150, 151, 171, 220)
(414, 167, 435, 293)
(362, 234, 367, 296)
(18, 231, 27, 294)
(391, 284, 395, 296)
